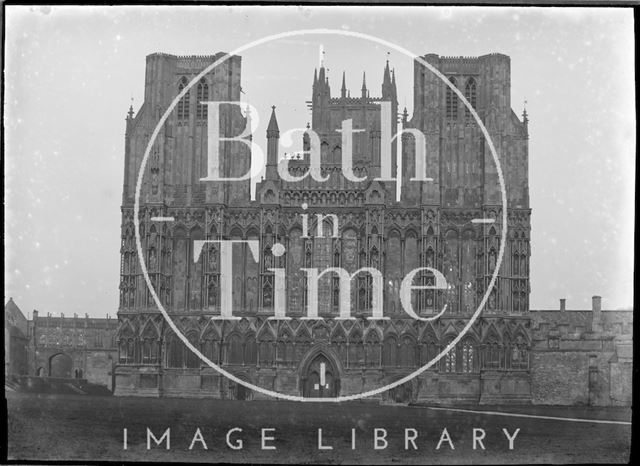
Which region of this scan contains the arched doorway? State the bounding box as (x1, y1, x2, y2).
(49, 353, 72, 378)
(302, 353, 340, 398)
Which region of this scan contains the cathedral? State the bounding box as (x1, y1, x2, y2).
(115, 51, 532, 403)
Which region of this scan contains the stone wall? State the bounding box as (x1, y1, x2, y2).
(530, 298, 632, 406)
(29, 311, 118, 390)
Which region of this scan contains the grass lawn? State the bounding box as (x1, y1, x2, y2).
(5, 391, 631, 464)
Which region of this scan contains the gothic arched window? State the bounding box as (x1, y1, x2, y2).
(196, 78, 209, 119)
(258, 332, 273, 366)
(185, 331, 200, 368)
(166, 334, 184, 368)
(484, 340, 501, 369)
(244, 334, 257, 365)
(511, 335, 529, 369)
(464, 77, 477, 121)
(177, 76, 190, 120)
(365, 331, 380, 367)
(382, 335, 397, 367)
(461, 338, 475, 373)
(227, 334, 243, 365)
(349, 331, 364, 368)
(443, 338, 456, 373)
(141, 324, 159, 365)
(399, 336, 416, 367)
(276, 332, 293, 366)
(202, 330, 219, 363)
(446, 77, 458, 120)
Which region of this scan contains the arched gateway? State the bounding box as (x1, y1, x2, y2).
(299, 348, 341, 398)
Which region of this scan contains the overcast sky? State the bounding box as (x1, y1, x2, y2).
(4, 5, 635, 317)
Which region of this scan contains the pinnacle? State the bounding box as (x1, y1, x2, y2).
(267, 105, 279, 133)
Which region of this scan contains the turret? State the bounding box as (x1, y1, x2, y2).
(311, 66, 331, 130)
(266, 106, 279, 180)
(382, 60, 392, 99)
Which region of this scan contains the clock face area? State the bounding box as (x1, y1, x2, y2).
(132, 29, 509, 402)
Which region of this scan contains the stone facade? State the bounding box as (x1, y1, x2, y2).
(114, 51, 537, 403)
(29, 310, 118, 390)
(530, 297, 632, 406)
(5, 298, 29, 379)
(4, 300, 119, 390)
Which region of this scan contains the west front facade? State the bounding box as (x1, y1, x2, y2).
(114, 51, 534, 403)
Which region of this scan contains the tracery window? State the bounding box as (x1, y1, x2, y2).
(443, 338, 456, 373)
(166, 333, 183, 368)
(227, 333, 243, 365)
(511, 335, 529, 369)
(177, 76, 190, 120)
(196, 78, 209, 120)
(331, 330, 347, 366)
(484, 341, 501, 369)
(276, 332, 293, 366)
(332, 246, 340, 310)
(446, 77, 458, 120)
(258, 332, 273, 366)
(141, 324, 159, 365)
(119, 338, 136, 364)
(399, 336, 417, 367)
(348, 331, 364, 368)
(201, 331, 219, 363)
(382, 335, 397, 367)
(365, 331, 380, 367)
(461, 339, 475, 373)
(185, 331, 200, 368)
(464, 77, 477, 122)
(244, 335, 257, 365)
(118, 325, 136, 364)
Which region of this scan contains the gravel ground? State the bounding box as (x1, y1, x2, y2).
(5, 391, 632, 464)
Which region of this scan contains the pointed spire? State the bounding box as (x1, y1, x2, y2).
(267, 105, 279, 135)
(383, 60, 391, 85)
(361, 72, 367, 98)
(392, 68, 396, 87)
(522, 99, 529, 124)
(313, 68, 318, 86)
(341, 71, 347, 98)
(266, 106, 280, 178)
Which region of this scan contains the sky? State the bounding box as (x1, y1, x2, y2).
(4, 5, 635, 318)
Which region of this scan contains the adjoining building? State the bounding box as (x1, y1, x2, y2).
(530, 297, 632, 406)
(5, 298, 29, 380)
(4, 299, 118, 391)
